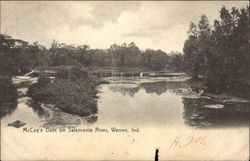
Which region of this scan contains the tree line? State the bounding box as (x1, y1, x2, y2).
(0, 35, 184, 77)
(183, 6, 249, 97)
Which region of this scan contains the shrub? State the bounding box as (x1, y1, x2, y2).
(28, 67, 98, 116)
(55, 68, 69, 79)
(0, 75, 17, 103)
(41, 79, 97, 116)
(28, 76, 51, 101)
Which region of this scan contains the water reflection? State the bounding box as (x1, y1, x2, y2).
(109, 81, 188, 96)
(182, 97, 250, 128)
(0, 102, 17, 118)
(140, 81, 187, 95)
(2, 76, 249, 128)
(106, 79, 249, 128)
(97, 84, 184, 126)
(109, 85, 139, 96)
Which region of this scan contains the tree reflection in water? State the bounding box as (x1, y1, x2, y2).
(140, 81, 187, 95)
(0, 102, 17, 118)
(109, 85, 140, 96)
(182, 97, 250, 128)
(108, 80, 249, 128)
(109, 81, 188, 96)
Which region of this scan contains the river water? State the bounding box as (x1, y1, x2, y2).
(1, 76, 249, 160)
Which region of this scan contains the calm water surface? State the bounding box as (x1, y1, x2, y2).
(1, 76, 249, 128)
(1, 76, 249, 160)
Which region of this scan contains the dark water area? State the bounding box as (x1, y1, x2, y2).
(183, 97, 249, 128)
(1, 75, 249, 128)
(1, 103, 17, 118)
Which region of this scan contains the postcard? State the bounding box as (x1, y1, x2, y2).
(0, 1, 249, 160)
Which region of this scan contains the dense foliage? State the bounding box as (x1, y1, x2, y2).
(0, 35, 20, 104)
(0, 34, 184, 75)
(0, 76, 17, 104)
(28, 67, 98, 116)
(183, 6, 249, 96)
(47, 41, 183, 71)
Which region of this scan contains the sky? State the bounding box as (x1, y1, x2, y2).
(1, 1, 248, 53)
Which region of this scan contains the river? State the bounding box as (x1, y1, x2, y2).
(1, 75, 249, 160)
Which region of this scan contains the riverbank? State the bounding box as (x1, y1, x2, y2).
(36, 102, 97, 127)
(188, 78, 249, 101)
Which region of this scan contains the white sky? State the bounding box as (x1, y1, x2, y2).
(1, 1, 248, 53)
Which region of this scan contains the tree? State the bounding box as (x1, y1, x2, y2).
(183, 6, 249, 97)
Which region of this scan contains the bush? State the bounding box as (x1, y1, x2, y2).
(28, 76, 51, 101)
(41, 79, 97, 116)
(55, 68, 69, 79)
(28, 67, 98, 116)
(0, 75, 17, 103)
(56, 67, 92, 81)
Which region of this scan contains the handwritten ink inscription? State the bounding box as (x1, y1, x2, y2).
(169, 136, 207, 149)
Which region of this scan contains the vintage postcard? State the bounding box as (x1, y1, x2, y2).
(0, 1, 249, 160)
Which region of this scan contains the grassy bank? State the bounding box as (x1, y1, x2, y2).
(28, 67, 100, 117)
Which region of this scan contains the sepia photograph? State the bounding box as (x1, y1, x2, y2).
(0, 1, 249, 160)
